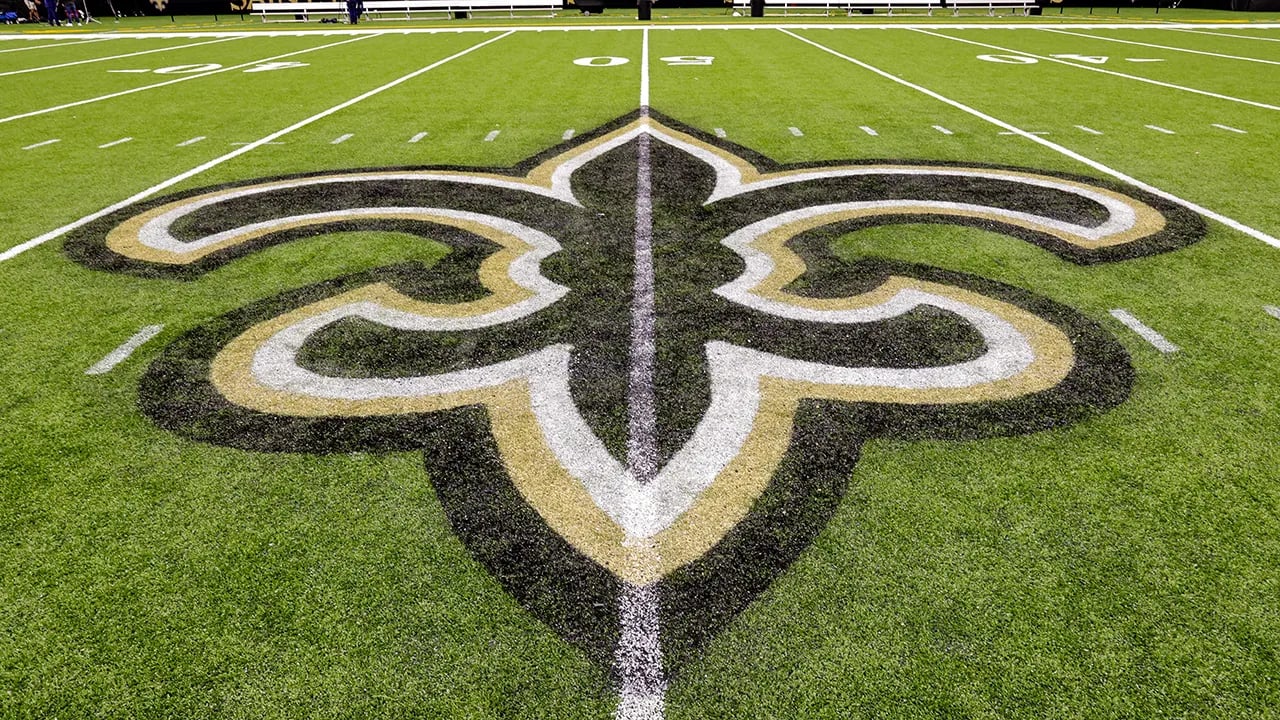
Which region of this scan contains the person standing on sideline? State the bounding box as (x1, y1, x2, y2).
(42, 0, 58, 25)
(346, 0, 363, 24)
(25, 0, 39, 22)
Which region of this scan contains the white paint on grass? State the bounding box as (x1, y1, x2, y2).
(1145, 124, 1176, 135)
(789, 126, 804, 137)
(483, 130, 500, 142)
(22, 138, 60, 150)
(999, 130, 1048, 135)
(1043, 28, 1280, 66)
(0, 38, 113, 54)
(932, 125, 953, 135)
(779, 29, 1280, 252)
(177, 136, 206, 146)
(1075, 125, 1104, 135)
(85, 325, 164, 375)
(331, 133, 353, 144)
(913, 29, 1280, 114)
(859, 125, 878, 136)
(409, 131, 429, 143)
(230, 141, 284, 146)
(0, 35, 373, 127)
(1212, 123, 1247, 134)
(0, 37, 241, 78)
(1265, 305, 1280, 321)
(1109, 309, 1179, 353)
(1169, 28, 1280, 44)
(99, 137, 133, 149)
(0, 31, 515, 263)
(562, 129, 575, 141)
(713, 127, 726, 138)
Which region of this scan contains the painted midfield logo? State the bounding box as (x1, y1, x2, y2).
(68, 113, 1202, 704)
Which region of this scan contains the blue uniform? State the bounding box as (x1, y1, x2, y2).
(347, 0, 363, 24)
(43, 0, 57, 25)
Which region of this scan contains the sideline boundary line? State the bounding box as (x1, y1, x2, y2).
(1042, 28, 1280, 66)
(913, 29, 1280, 113)
(0, 35, 372, 126)
(779, 28, 1280, 251)
(0, 36, 243, 78)
(0, 30, 514, 263)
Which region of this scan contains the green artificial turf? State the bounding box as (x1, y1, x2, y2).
(2, 21, 1279, 719)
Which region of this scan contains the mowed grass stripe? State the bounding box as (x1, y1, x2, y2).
(802, 28, 1280, 243)
(662, 29, 1280, 720)
(916, 28, 1280, 112)
(0, 35, 371, 124)
(0, 33, 492, 252)
(0, 36, 246, 78)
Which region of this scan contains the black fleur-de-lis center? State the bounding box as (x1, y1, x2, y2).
(67, 112, 1203, 684)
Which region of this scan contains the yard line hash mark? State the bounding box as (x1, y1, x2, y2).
(1075, 125, 1104, 135)
(713, 127, 726, 138)
(779, 29, 1280, 251)
(331, 133, 353, 144)
(483, 130, 501, 142)
(0, 35, 373, 127)
(230, 141, 284, 146)
(0, 37, 241, 78)
(22, 139, 60, 150)
(932, 125, 953, 135)
(789, 126, 804, 136)
(1212, 123, 1247, 134)
(0, 30, 515, 263)
(1145, 125, 1176, 135)
(99, 137, 133, 148)
(177, 136, 206, 146)
(85, 325, 164, 375)
(1265, 305, 1280, 321)
(999, 130, 1048, 135)
(859, 125, 879, 136)
(1042, 28, 1280, 66)
(1110, 309, 1179, 353)
(563, 129, 575, 140)
(409, 131, 429, 143)
(913, 29, 1280, 114)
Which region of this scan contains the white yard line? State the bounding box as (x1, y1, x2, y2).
(913, 29, 1280, 113)
(0, 37, 113, 54)
(409, 131, 429, 143)
(85, 325, 164, 375)
(1211, 123, 1247, 134)
(999, 130, 1048, 135)
(789, 126, 804, 136)
(0, 37, 243, 79)
(330, 133, 353, 144)
(98, 137, 133, 148)
(859, 125, 878, 136)
(177, 136, 207, 146)
(0, 31, 514, 264)
(0, 35, 373, 127)
(1075, 125, 1103, 135)
(617, 27, 665, 720)
(932, 125, 953, 134)
(1109, 309, 1179, 353)
(1145, 124, 1175, 135)
(22, 138, 60, 150)
(1041, 28, 1280, 66)
(779, 29, 1280, 251)
(483, 129, 500, 142)
(1168, 28, 1280, 44)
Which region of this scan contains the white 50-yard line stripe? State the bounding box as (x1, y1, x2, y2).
(0, 35, 372, 126)
(0, 31, 514, 264)
(0, 38, 113, 54)
(1042, 28, 1280, 66)
(85, 325, 164, 375)
(1109, 309, 1179, 353)
(913, 29, 1280, 113)
(0, 37, 243, 78)
(780, 29, 1280, 251)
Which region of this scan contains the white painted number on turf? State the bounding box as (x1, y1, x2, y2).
(659, 56, 714, 66)
(244, 61, 310, 74)
(1050, 54, 1110, 64)
(976, 54, 1038, 65)
(154, 63, 223, 75)
(573, 56, 630, 67)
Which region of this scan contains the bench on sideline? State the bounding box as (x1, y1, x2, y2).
(254, 0, 561, 22)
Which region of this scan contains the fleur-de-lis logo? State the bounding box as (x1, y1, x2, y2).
(68, 112, 1202, 710)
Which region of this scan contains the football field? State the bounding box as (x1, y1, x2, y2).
(2, 19, 1280, 719)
